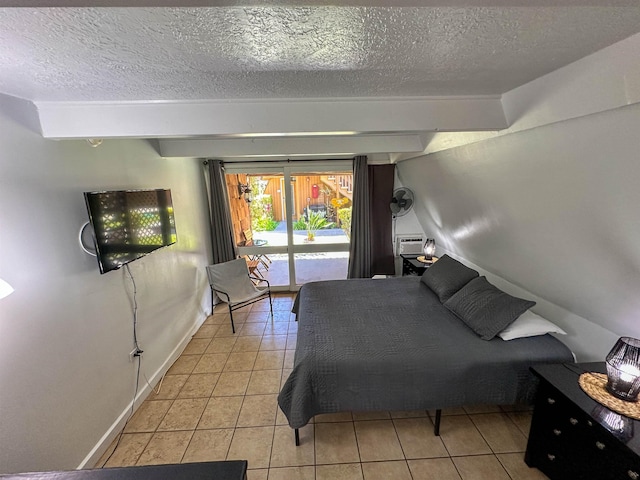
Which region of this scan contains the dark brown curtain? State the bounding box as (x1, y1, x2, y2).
(369, 164, 395, 275)
(348, 157, 395, 278)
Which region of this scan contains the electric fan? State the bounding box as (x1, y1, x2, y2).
(390, 187, 415, 217)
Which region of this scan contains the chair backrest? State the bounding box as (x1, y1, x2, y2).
(206, 258, 259, 302)
(243, 229, 254, 246)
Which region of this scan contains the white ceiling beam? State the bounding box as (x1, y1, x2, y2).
(158, 134, 425, 158)
(35, 97, 507, 139)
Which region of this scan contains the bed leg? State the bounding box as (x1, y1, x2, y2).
(294, 428, 300, 446)
(434, 409, 442, 436)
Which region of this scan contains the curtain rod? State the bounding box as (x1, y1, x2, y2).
(204, 158, 354, 166)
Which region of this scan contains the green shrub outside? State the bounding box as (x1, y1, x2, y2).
(250, 194, 278, 231)
(293, 210, 335, 231)
(293, 218, 307, 230)
(254, 217, 279, 231)
(338, 207, 352, 238)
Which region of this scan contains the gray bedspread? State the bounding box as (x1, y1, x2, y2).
(278, 276, 573, 428)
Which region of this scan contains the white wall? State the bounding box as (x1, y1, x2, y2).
(392, 169, 427, 275)
(396, 37, 640, 362)
(0, 94, 211, 474)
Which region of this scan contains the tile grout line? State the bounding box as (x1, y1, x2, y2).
(494, 453, 519, 480)
(389, 417, 415, 480)
(427, 410, 455, 460)
(351, 419, 364, 469)
(468, 412, 528, 457)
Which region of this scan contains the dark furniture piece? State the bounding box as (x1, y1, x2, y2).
(526, 362, 640, 480)
(278, 277, 573, 441)
(0, 461, 248, 480)
(400, 254, 430, 276)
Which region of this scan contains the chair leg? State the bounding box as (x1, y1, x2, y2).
(268, 290, 274, 318)
(211, 287, 215, 315)
(434, 409, 442, 436)
(258, 255, 270, 270)
(294, 428, 300, 446)
(228, 305, 236, 334)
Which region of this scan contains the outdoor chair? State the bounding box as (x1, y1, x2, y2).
(242, 255, 264, 279)
(243, 229, 271, 272)
(206, 258, 273, 333)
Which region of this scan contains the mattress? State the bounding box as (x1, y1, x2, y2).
(278, 276, 574, 428)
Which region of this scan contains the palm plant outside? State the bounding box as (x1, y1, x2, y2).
(296, 210, 335, 241)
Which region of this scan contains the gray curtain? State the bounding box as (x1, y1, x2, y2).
(206, 159, 237, 264)
(347, 155, 371, 278)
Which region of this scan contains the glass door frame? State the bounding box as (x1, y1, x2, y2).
(225, 160, 353, 291)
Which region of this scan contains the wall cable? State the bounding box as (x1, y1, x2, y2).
(125, 263, 142, 354)
(392, 215, 397, 255)
(145, 371, 165, 396)
(99, 343, 143, 467)
(99, 264, 144, 467)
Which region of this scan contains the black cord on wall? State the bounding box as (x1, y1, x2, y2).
(126, 263, 143, 356)
(99, 264, 144, 467)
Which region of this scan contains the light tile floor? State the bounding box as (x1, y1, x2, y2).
(97, 293, 549, 480)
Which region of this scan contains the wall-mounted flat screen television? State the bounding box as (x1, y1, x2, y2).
(84, 189, 177, 274)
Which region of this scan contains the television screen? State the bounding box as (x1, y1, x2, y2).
(84, 189, 177, 274)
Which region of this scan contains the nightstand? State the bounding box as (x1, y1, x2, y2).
(525, 362, 640, 480)
(400, 254, 435, 276)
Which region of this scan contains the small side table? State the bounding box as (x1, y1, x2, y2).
(525, 362, 640, 480)
(400, 254, 436, 276)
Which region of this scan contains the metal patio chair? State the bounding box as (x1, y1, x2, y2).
(243, 229, 271, 272)
(206, 258, 273, 333)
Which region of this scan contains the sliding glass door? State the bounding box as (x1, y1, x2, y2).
(224, 161, 353, 291)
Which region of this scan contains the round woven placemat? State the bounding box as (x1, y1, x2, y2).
(579, 372, 640, 420)
(417, 255, 438, 264)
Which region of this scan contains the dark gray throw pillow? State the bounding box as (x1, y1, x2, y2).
(444, 276, 536, 340)
(420, 254, 479, 303)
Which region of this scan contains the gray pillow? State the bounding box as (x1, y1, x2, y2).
(444, 276, 536, 340)
(420, 254, 479, 303)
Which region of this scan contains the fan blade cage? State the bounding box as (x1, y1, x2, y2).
(390, 188, 415, 216)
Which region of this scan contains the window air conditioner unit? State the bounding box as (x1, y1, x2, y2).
(395, 235, 425, 256)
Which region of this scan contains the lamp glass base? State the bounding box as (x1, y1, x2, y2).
(606, 384, 640, 402)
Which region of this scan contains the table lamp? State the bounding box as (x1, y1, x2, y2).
(423, 239, 436, 260)
(605, 337, 640, 402)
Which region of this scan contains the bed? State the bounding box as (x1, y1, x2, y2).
(278, 258, 574, 433)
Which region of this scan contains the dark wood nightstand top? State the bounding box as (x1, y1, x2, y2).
(400, 254, 436, 276)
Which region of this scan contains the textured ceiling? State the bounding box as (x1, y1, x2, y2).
(0, 5, 639, 102)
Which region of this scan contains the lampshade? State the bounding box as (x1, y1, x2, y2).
(0, 278, 14, 299)
(424, 238, 436, 260)
(605, 337, 640, 402)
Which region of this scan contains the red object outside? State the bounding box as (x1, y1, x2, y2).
(311, 184, 319, 199)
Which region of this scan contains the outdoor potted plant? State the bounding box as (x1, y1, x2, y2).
(305, 210, 333, 242)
